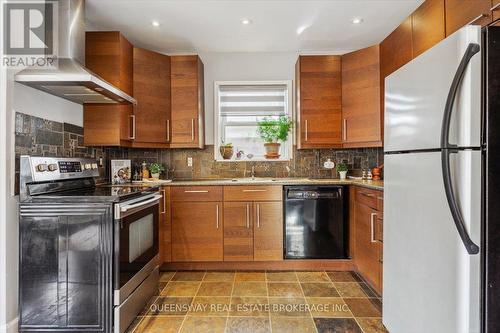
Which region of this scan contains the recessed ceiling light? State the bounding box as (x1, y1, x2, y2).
(351, 17, 363, 24)
(241, 18, 252, 25)
(297, 25, 309, 35)
(151, 20, 160, 27)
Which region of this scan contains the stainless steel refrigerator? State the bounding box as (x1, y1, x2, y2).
(384, 25, 500, 333)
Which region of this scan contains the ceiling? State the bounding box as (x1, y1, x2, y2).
(85, 0, 423, 54)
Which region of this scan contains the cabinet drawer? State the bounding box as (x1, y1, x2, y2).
(356, 188, 382, 211)
(224, 186, 282, 201)
(171, 186, 223, 202)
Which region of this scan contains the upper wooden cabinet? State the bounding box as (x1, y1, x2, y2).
(412, 0, 445, 57)
(84, 32, 134, 146)
(132, 47, 171, 147)
(445, 0, 492, 36)
(296, 55, 342, 149)
(380, 16, 413, 79)
(170, 55, 205, 149)
(341, 45, 382, 148)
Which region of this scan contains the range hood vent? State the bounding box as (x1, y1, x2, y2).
(14, 58, 137, 105)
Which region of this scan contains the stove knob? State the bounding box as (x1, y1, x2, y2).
(48, 164, 58, 172)
(36, 164, 48, 172)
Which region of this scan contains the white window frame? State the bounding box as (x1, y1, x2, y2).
(213, 80, 294, 162)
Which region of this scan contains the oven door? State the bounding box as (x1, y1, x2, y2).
(114, 194, 161, 304)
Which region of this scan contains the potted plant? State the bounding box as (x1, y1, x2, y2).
(149, 163, 165, 179)
(257, 116, 293, 159)
(337, 163, 348, 180)
(219, 141, 234, 160)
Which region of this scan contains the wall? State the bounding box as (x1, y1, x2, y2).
(198, 51, 298, 144)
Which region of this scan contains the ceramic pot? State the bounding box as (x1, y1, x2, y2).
(220, 146, 234, 159)
(151, 173, 160, 179)
(264, 142, 281, 159)
(338, 170, 347, 180)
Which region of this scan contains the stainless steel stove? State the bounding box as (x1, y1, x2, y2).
(19, 156, 160, 333)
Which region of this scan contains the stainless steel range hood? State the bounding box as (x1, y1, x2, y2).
(14, 58, 137, 105)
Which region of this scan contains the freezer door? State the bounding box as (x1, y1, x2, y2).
(384, 26, 481, 152)
(383, 151, 481, 333)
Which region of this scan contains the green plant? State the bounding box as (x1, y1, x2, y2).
(220, 141, 233, 148)
(257, 116, 293, 143)
(149, 163, 165, 175)
(337, 163, 348, 172)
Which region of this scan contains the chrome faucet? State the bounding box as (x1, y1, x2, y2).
(251, 166, 255, 180)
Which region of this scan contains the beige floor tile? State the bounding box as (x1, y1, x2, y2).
(334, 282, 369, 298)
(226, 317, 271, 333)
(232, 281, 267, 296)
(268, 282, 303, 297)
(188, 296, 231, 316)
(266, 271, 298, 282)
(357, 317, 390, 333)
(235, 271, 266, 282)
(159, 271, 176, 282)
(196, 281, 233, 296)
(179, 316, 227, 333)
(344, 298, 382, 317)
(134, 316, 184, 333)
(327, 271, 361, 283)
(269, 297, 309, 317)
(229, 296, 269, 317)
(171, 271, 205, 281)
(296, 271, 330, 283)
(203, 271, 235, 282)
(271, 316, 317, 333)
(147, 296, 193, 316)
(306, 297, 352, 318)
(161, 282, 201, 297)
(301, 282, 340, 297)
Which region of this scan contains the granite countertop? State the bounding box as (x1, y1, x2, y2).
(132, 178, 383, 191)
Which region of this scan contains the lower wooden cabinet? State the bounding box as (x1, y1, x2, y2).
(253, 202, 283, 261)
(171, 201, 223, 262)
(159, 186, 171, 263)
(223, 202, 254, 261)
(353, 187, 383, 295)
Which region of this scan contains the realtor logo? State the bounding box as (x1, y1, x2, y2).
(3, 1, 58, 67)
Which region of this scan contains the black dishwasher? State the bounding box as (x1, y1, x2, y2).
(284, 186, 347, 259)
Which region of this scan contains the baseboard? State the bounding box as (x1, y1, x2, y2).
(1, 317, 18, 333)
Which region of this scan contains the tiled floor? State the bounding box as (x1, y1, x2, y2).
(126, 271, 389, 333)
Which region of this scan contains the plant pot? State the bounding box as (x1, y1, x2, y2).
(220, 146, 234, 160)
(338, 171, 347, 180)
(264, 142, 281, 159)
(151, 173, 160, 179)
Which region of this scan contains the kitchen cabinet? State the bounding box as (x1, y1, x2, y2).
(170, 55, 205, 148)
(296, 55, 342, 149)
(132, 47, 171, 147)
(380, 16, 413, 80)
(493, 0, 500, 22)
(159, 186, 171, 264)
(253, 201, 283, 261)
(445, 0, 492, 36)
(353, 187, 383, 295)
(412, 0, 445, 57)
(341, 45, 383, 148)
(171, 186, 223, 261)
(84, 32, 134, 146)
(223, 202, 254, 261)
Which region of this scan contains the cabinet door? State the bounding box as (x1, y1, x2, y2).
(223, 202, 254, 261)
(172, 202, 223, 261)
(341, 45, 382, 147)
(445, 0, 492, 36)
(133, 48, 171, 145)
(84, 105, 133, 146)
(380, 16, 413, 79)
(296, 56, 342, 149)
(412, 0, 445, 57)
(253, 201, 283, 261)
(354, 201, 382, 293)
(170, 55, 205, 148)
(159, 187, 172, 264)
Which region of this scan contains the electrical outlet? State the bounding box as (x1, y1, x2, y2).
(187, 157, 193, 167)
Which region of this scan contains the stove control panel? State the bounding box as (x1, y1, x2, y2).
(23, 156, 100, 182)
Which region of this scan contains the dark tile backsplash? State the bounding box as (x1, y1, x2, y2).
(14, 113, 384, 191)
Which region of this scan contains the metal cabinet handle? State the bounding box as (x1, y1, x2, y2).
(166, 119, 170, 142)
(184, 190, 209, 193)
(242, 189, 267, 192)
(129, 115, 136, 140)
(256, 204, 260, 228)
(160, 189, 166, 214)
(370, 212, 377, 243)
(191, 119, 195, 142)
(304, 119, 308, 142)
(216, 204, 219, 229)
(246, 204, 250, 228)
(343, 119, 347, 141)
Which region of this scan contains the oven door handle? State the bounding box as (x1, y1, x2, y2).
(115, 194, 162, 219)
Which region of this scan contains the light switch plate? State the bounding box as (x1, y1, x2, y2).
(187, 157, 193, 167)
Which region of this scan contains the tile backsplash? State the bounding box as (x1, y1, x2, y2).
(14, 114, 384, 190)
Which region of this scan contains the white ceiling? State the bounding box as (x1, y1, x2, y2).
(85, 0, 424, 54)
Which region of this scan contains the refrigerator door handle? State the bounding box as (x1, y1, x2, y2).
(440, 42, 480, 255)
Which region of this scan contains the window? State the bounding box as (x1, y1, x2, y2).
(214, 81, 293, 161)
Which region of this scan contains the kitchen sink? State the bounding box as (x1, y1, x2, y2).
(230, 177, 278, 182)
